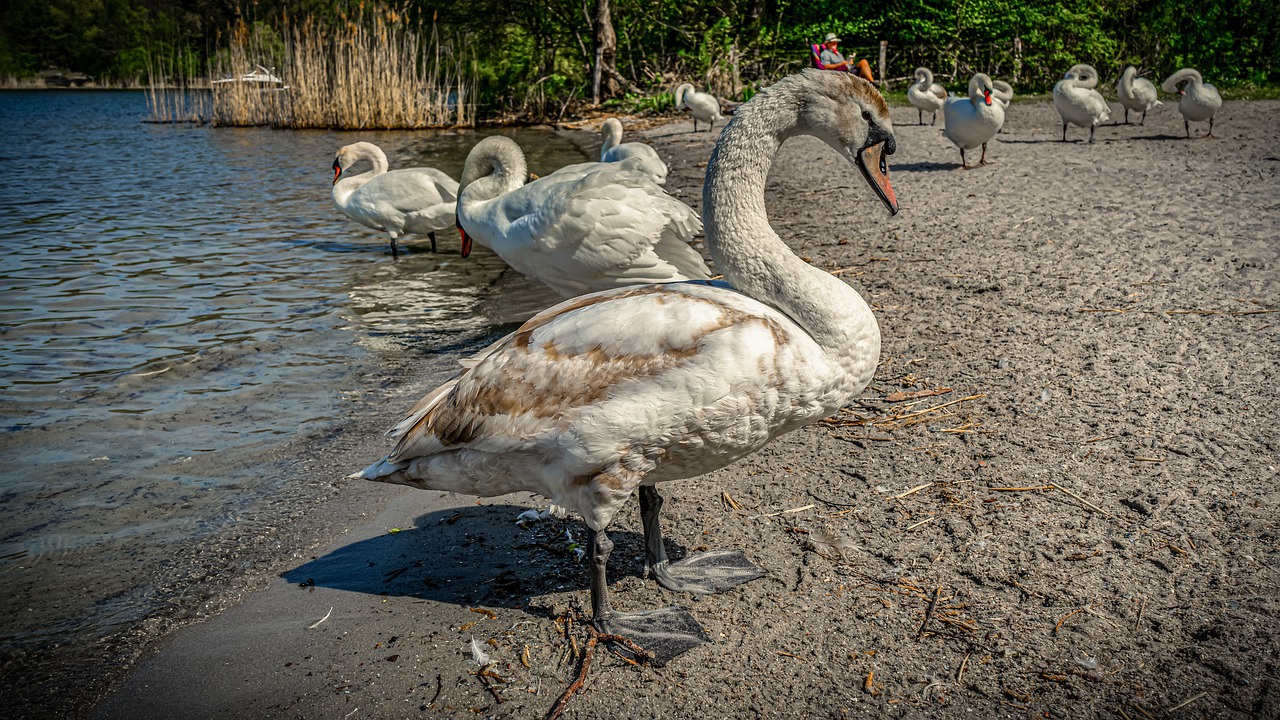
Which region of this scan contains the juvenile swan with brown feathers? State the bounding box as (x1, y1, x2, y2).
(354, 69, 899, 662)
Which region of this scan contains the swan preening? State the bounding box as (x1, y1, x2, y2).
(943, 73, 1004, 168)
(1116, 66, 1162, 125)
(599, 117, 669, 183)
(907, 67, 947, 125)
(455, 135, 709, 298)
(1053, 63, 1111, 143)
(675, 83, 726, 132)
(354, 69, 898, 660)
(1162, 68, 1222, 138)
(331, 142, 459, 255)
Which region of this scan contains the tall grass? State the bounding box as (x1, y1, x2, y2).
(143, 52, 210, 124)
(148, 5, 476, 129)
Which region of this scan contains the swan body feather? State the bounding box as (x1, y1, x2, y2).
(456, 136, 709, 298)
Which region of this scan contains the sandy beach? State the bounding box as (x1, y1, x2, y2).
(81, 95, 1279, 719)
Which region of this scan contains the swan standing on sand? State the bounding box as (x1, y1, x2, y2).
(943, 73, 1004, 168)
(454, 136, 709, 298)
(907, 67, 947, 125)
(1116, 66, 1162, 125)
(353, 69, 898, 661)
(1162, 68, 1222, 138)
(1053, 63, 1111, 143)
(331, 142, 459, 255)
(598, 117, 668, 184)
(675, 83, 726, 133)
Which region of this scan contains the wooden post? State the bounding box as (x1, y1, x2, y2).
(878, 40, 888, 90)
(1013, 37, 1022, 84)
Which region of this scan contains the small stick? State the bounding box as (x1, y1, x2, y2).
(1167, 692, 1208, 713)
(1054, 604, 1091, 635)
(1048, 484, 1112, 517)
(1135, 597, 1146, 629)
(477, 669, 503, 704)
(957, 652, 970, 683)
(1131, 703, 1157, 720)
(307, 606, 334, 629)
(905, 516, 936, 531)
(892, 483, 933, 500)
(428, 674, 443, 706)
(767, 504, 816, 516)
(915, 584, 942, 638)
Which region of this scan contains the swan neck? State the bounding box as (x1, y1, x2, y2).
(702, 83, 874, 351)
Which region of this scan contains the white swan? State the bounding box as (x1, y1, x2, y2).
(1161, 68, 1222, 138)
(598, 117, 668, 184)
(907, 67, 947, 125)
(1116, 66, 1162, 125)
(353, 69, 898, 661)
(1053, 63, 1111, 143)
(331, 142, 459, 255)
(675, 83, 726, 133)
(455, 136, 709, 298)
(942, 73, 1004, 168)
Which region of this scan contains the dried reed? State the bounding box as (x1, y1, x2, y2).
(200, 6, 475, 129)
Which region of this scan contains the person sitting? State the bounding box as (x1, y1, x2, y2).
(816, 33, 875, 84)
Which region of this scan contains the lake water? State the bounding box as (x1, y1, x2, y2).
(0, 90, 587, 704)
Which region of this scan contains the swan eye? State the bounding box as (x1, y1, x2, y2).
(861, 109, 872, 122)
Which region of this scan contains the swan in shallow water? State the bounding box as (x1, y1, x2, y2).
(1116, 66, 1161, 125)
(454, 136, 709, 298)
(598, 117, 668, 184)
(942, 73, 1004, 168)
(675, 83, 726, 133)
(907, 67, 947, 125)
(1162, 68, 1222, 138)
(354, 69, 899, 661)
(1053, 64, 1110, 143)
(331, 142, 459, 255)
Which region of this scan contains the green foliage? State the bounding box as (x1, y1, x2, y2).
(1, 0, 1275, 118)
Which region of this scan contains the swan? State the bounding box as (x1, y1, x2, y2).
(331, 142, 459, 255)
(599, 117, 668, 184)
(942, 72, 1004, 168)
(1161, 68, 1222, 138)
(1116, 66, 1162, 125)
(906, 67, 947, 125)
(353, 69, 898, 661)
(454, 136, 710, 298)
(1053, 64, 1111, 143)
(675, 83, 726, 133)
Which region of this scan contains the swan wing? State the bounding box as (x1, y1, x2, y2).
(480, 167, 707, 296)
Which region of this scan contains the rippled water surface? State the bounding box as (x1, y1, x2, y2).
(0, 90, 587, 684)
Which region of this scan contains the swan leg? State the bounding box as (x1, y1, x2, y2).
(388, 234, 400, 257)
(1124, 108, 1130, 124)
(931, 111, 937, 126)
(979, 142, 991, 166)
(639, 485, 765, 595)
(959, 148, 969, 170)
(1140, 110, 1147, 126)
(918, 108, 923, 125)
(1207, 117, 1215, 138)
(1185, 118, 1191, 138)
(1089, 124, 1096, 144)
(587, 526, 710, 665)
(1062, 123, 1069, 142)
(427, 231, 438, 254)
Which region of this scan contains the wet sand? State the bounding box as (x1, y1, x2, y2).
(86, 97, 1279, 719)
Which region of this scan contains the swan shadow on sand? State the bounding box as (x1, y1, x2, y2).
(281, 504, 680, 612)
(890, 161, 961, 172)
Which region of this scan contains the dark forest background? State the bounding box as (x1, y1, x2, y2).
(3, 1, 1276, 114)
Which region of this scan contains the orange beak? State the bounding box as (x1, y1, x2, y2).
(983, 89, 992, 106)
(856, 142, 899, 216)
(457, 219, 472, 258)
(332, 159, 341, 185)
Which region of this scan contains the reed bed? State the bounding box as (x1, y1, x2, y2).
(200, 7, 475, 129)
(143, 53, 211, 124)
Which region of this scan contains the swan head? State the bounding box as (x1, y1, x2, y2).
(789, 70, 898, 215)
(968, 73, 996, 106)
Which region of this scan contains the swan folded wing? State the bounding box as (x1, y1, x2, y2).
(506, 170, 707, 294)
(383, 283, 790, 468)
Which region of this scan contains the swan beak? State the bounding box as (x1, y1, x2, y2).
(983, 89, 992, 106)
(332, 159, 342, 185)
(856, 142, 899, 216)
(457, 217, 473, 258)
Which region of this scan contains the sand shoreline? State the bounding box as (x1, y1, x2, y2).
(77, 96, 1280, 719)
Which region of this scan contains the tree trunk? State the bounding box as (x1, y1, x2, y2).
(591, 0, 618, 104)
